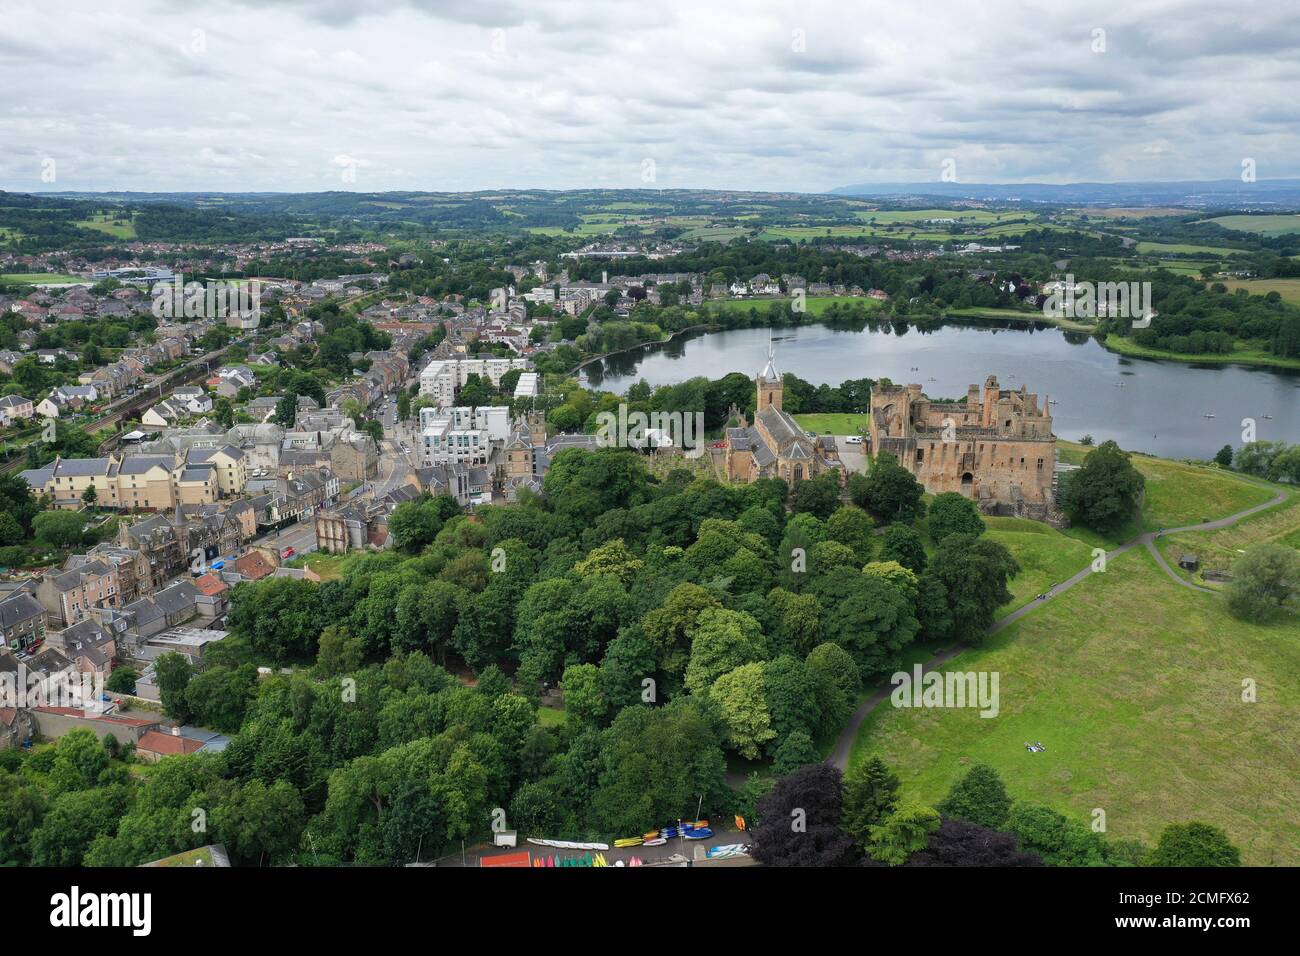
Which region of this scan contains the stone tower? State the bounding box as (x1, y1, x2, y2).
(756, 339, 782, 412)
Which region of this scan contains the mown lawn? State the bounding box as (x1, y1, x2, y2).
(792, 412, 870, 435)
(849, 548, 1300, 864)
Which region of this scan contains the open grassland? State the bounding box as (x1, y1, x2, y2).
(1222, 277, 1300, 304)
(1154, 480, 1297, 586)
(1055, 441, 1280, 548)
(1203, 214, 1300, 237)
(1135, 240, 1244, 256)
(985, 517, 1095, 615)
(1077, 207, 1192, 219)
(1135, 455, 1278, 530)
(849, 548, 1300, 864)
(75, 213, 137, 239)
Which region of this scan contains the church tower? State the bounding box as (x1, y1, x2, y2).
(756, 337, 783, 412)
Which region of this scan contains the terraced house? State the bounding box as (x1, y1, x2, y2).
(0, 591, 46, 653)
(20, 453, 218, 510)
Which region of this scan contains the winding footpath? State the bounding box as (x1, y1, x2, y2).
(826, 484, 1290, 771)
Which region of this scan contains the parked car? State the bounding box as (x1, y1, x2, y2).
(281, 547, 295, 558)
(845, 435, 863, 445)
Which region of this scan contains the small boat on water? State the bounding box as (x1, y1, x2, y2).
(1203, 413, 1216, 419)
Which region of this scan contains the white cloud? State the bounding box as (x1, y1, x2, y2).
(1, 0, 1298, 191)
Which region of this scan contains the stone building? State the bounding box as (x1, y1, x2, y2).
(869, 375, 1059, 522)
(724, 346, 840, 486)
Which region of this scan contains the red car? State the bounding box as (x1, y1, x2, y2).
(281, 547, 295, 558)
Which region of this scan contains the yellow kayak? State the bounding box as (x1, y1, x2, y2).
(613, 837, 644, 848)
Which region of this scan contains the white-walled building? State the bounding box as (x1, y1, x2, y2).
(419, 406, 510, 466)
(418, 357, 530, 404)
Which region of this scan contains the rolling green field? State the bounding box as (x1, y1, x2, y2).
(75, 213, 137, 239)
(791, 413, 870, 435)
(848, 548, 1300, 864)
(1204, 214, 1300, 237)
(849, 446, 1299, 864)
(1134, 240, 1243, 256)
(1154, 479, 1297, 586)
(984, 517, 1095, 615)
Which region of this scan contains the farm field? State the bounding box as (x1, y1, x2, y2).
(75, 212, 137, 238)
(1134, 240, 1244, 255)
(848, 547, 1300, 864)
(1203, 214, 1300, 237)
(1222, 277, 1300, 304)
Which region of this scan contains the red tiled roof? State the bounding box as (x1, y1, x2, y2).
(137, 730, 204, 756)
(233, 551, 275, 580)
(193, 572, 229, 596)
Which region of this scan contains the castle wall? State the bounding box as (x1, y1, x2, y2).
(870, 376, 1058, 515)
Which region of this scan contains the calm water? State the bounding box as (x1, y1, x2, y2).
(581, 323, 1300, 460)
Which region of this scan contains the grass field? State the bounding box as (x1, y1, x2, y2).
(791, 413, 870, 435)
(75, 212, 137, 239)
(984, 517, 1095, 615)
(848, 547, 1300, 864)
(1053, 441, 1281, 549)
(1134, 240, 1243, 256)
(849, 443, 1299, 863)
(705, 295, 884, 316)
(287, 552, 350, 581)
(1204, 214, 1300, 237)
(1102, 333, 1300, 371)
(1, 272, 84, 284)
(1153, 478, 1296, 586)
(1222, 277, 1300, 304)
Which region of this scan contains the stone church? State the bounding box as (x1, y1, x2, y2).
(724, 347, 841, 485)
(869, 375, 1060, 522)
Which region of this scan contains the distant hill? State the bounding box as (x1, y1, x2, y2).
(829, 179, 1300, 207)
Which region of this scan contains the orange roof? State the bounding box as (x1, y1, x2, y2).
(233, 551, 275, 580)
(480, 851, 532, 868)
(137, 730, 203, 756)
(193, 572, 228, 596)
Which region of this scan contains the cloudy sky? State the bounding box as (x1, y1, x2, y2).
(3, 0, 1299, 193)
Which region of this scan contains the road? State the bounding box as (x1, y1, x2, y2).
(825, 481, 1291, 771)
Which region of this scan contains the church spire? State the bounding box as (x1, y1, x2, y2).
(759, 330, 779, 383)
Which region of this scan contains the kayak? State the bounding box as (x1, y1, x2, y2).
(683, 827, 713, 840)
(613, 837, 644, 848)
(643, 837, 667, 847)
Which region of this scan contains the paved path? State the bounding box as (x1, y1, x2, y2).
(826, 483, 1289, 770)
